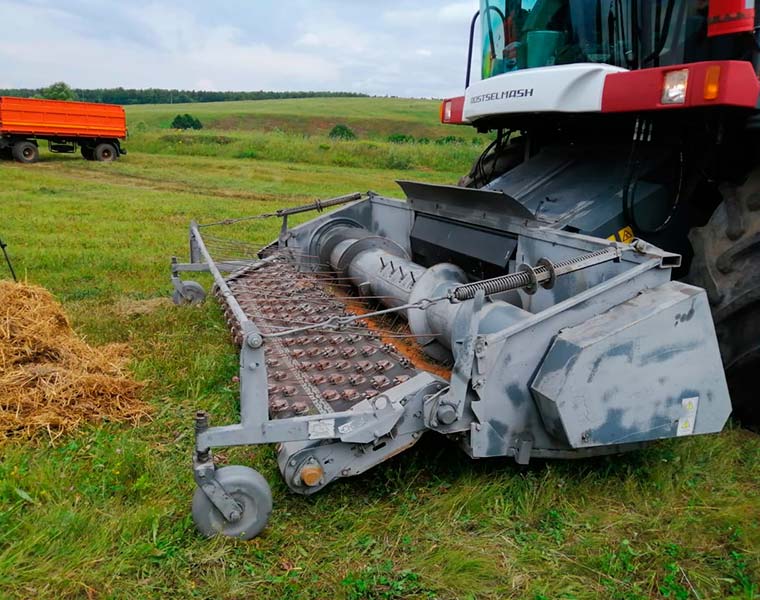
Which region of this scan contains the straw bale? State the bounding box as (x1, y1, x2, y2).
(0, 281, 151, 441)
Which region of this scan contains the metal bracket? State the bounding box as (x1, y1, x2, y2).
(427, 289, 484, 429)
(278, 215, 291, 248)
(192, 452, 244, 522)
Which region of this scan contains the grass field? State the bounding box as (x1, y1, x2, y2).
(0, 97, 758, 600)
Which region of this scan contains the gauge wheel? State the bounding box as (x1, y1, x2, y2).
(172, 280, 206, 305)
(192, 466, 273, 540)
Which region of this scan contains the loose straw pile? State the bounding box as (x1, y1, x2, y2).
(0, 281, 150, 441)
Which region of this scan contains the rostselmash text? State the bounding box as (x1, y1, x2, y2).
(470, 89, 534, 103)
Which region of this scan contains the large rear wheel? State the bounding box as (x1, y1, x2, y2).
(688, 168, 760, 429)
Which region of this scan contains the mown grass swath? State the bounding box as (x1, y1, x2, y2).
(0, 97, 757, 599)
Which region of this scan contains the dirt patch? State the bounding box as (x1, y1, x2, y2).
(0, 282, 151, 442)
(115, 297, 171, 317)
(36, 164, 295, 203)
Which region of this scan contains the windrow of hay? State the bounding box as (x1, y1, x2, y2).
(0, 281, 151, 441)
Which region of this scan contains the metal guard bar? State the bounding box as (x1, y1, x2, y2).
(190, 220, 255, 333)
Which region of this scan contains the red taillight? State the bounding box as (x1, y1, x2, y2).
(440, 96, 465, 124)
(440, 100, 454, 123)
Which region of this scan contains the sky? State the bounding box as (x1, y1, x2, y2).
(0, 0, 479, 98)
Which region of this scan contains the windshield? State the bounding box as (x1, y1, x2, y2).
(479, 0, 708, 80)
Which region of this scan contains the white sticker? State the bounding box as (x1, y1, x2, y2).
(676, 397, 698, 437)
(308, 418, 335, 440)
(338, 422, 353, 435)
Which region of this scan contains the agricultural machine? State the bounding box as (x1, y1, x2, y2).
(172, 0, 759, 539)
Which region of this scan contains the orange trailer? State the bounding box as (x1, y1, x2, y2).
(0, 96, 127, 163)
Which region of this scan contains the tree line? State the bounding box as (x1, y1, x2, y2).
(0, 83, 368, 105)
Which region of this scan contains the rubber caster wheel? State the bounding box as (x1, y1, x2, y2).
(172, 280, 206, 305)
(192, 465, 273, 540)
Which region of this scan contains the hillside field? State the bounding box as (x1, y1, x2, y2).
(0, 97, 758, 600)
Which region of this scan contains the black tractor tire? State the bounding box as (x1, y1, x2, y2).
(93, 143, 117, 162)
(12, 141, 39, 164)
(81, 146, 95, 160)
(688, 167, 760, 429)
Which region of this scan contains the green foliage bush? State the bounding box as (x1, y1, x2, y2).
(38, 81, 77, 101)
(435, 135, 466, 145)
(329, 124, 356, 140)
(171, 114, 203, 130)
(387, 133, 415, 144)
(385, 151, 412, 170)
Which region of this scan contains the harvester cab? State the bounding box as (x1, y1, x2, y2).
(171, 0, 758, 540)
(477, 0, 754, 80)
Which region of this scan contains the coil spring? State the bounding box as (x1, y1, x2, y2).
(452, 247, 618, 301)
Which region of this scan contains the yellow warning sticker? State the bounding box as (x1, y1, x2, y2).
(607, 225, 635, 244)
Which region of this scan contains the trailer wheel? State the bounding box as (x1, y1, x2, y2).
(688, 168, 760, 430)
(81, 146, 94, 160)
(12, 141, 39, 164)
(93, 143, 117, 162)
(192, 466, 273, 540)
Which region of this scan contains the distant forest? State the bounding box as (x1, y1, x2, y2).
(0, 87, 369, 105)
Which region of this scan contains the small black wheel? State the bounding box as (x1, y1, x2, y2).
(12, 141, 39, 164)
(172, 280, 206, 305)
(81, 146, 94, 160)
(93, 143, 117, 162)
(192, 466, 273, 540)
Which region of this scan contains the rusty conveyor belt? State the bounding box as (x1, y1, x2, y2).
(220, 254, 421, 419)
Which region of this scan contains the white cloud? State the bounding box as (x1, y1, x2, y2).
(294, 20, 370, 54)
(440, 2, 477, 23)
(0, 0, 476, 97)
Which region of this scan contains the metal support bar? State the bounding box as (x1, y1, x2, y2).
(0, 237, 17, 282)
(196, 373, 440, 450)
(275, 192, 362, 217)
(189, 220, 255, 331)
(172, 261, 258, 273)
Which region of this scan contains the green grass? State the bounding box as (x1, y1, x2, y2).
(126, 97, 446, 130)
(124, 97, 485, 173)
(0, 97, 758, 599)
